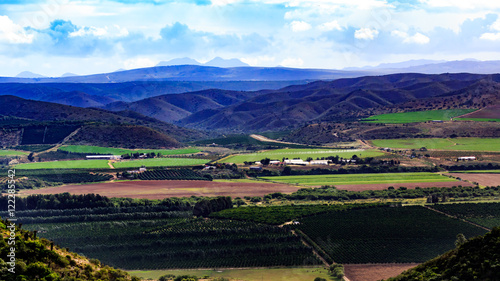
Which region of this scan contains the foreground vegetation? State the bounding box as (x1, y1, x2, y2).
(386, 227, 500, 281)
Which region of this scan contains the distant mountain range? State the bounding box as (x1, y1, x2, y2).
(156, 57, 249, 67)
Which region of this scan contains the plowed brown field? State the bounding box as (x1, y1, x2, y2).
(19, 180, 301, 199)
(344, 263, 419, 281)
(448, 173, 500, 187)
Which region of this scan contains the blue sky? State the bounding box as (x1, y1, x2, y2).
(1, 0, 500, 76)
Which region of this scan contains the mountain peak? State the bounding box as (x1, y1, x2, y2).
(16, 71, 46, 78)
(157, 57, 202, 67)
(204, 57, 249, 68)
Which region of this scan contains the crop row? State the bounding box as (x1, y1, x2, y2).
(432, 202, 500, 229)
(138, 169, 208, 181)
(293, 205, 487, 263)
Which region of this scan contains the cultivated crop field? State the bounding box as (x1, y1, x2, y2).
(25, 217, 320, 269)
(222, 148, 384, 163)
(431, 202, 500, 229)
(112, 158, 208, 168)
(293, 205, 487, 263)
(0, 149, 29, 156)
(261, 172, 457, 186)
(15, 159, 111, 169)
(19, 180, 301, 199)
(371, 137, 500, 151)
(363, 109, 477, 123)
(59, 145, 201, 155)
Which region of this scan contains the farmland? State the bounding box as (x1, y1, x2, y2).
(112, 158, 208, 168)
(260, 172, 457, 186)
(362, 109, 477, 123)
(371, 137, 500, 151)
(19, 180, 301, 199)
(447, 173, 500, 187)
(59, 145, 201, 155)
(23, 217, 320, 269)
(293, 205, 487, 263)
(222, 149, 384, 163)
(431, 202, 500, 229)
(0, 149, 29, 156)
(15, 159, 111, 169)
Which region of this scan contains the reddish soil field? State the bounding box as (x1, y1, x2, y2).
(344, 263, 419, 281)
(448, 173, 500, 187)
(458, 105, 500, 119)
(335, 181, 474, 191)
(19, 180, 302, 199)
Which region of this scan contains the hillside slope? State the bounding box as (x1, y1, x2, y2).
(385, 227, 500, 281)
(0, 218, 139, 281)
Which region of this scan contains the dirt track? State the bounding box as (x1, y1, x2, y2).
(344, 264, 419, 281)
(19, 180, 302, 199)
(335, 180, 474, 191)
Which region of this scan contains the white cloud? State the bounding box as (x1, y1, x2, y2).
(211, 0, 241, 6)
(290, 21, 312, 32)
(354, 27, 379, 40)
(419, 0, 500, 9)
(480, 32, 500, 41)
(281, 57, 304, 67)
(318, 20, 342, 31)
(0, 16, 34, 44)
(69, 25, 129, 38)
(392, 30, 430, 44)
(241, 56, 276, 66)
(123, 57, 157, 69)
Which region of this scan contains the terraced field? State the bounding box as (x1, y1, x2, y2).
(59, 145, 200, 155)
(261, 172, 457, 186)
(371, 138, 500, 151)
(15, 160, 111, 169)
(222, 149, 384, 163)
(363, 109, 477, 123)
(0, 149, 29, 156)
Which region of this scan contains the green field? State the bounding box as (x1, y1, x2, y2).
(261, 172, 456, 186)
(363, 109, 477, 123)
(222, 149, 384, 163)
(371, 138, 500, 151)
(15, 160, 111, 169)
(112, 158, 208, 168)
(129, 267, 336, 281)
(0, 149, 29, 156)
(59, 145, 200, 155)
(432, 203, 500, 229)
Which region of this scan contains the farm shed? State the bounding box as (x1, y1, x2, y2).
(457, 156, 476, 161)
(284, 159, 309, 165)
(309, 160, 330, 165)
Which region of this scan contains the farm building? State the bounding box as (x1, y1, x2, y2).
(249, 166, 262, 171)
(86, 155, 122, 160)
(457, 156, 476, 161)
(284, 159, 309, 165)
(269, 160, 281, 165)
(309, 160, 330, 165)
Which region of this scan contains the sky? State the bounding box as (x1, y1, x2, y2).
(1, 0, 500, 76)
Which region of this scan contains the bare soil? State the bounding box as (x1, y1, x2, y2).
(19, 180, 302, 199)
(447, 173, 500, 187)
(335, 181, 474, 191)
(457, 104, 500, 119)
(344, 263, 419, 281)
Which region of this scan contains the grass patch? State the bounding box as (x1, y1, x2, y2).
(363, 109, 477, 123)
(371, 138, 500, 151)
(0, 149, 29, 156)
(112, 158, 208, 168)
(128, 267, 336, 281)
(222, 149, 384, 163)
(59, 145, 200, 155)
(15, 160, 111, 169)
(261, 172, 456, 186)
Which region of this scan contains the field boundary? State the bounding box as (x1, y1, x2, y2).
(422, 205, 491, 231)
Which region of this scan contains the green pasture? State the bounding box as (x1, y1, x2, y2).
(15, 160, 110, 170)
(128, 267, 336, 281)
(363, 109, 477, 123)
(59, 145, 200, 155)
(222, 148, 384, 163)
(0, 149, 29, 156)
(371, 138, 500, 151)
(112, 158, 208, 168)
(261, 172, 456, 186)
